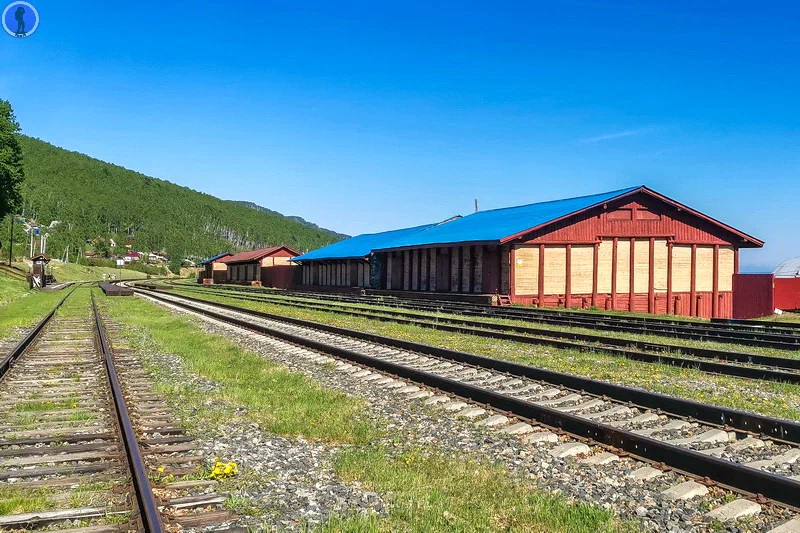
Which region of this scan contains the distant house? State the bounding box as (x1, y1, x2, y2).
(84, 251, 96, 258)
(198, 253, 232, 283)
(220, 246, 299, 288)
(124, 252, 142, 262)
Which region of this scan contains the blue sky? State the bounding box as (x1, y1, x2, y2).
(1, 0, 798, 270)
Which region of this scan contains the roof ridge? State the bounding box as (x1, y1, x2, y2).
(469, 185, 642, 216)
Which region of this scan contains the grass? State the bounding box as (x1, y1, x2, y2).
(44, 261, 148, 282)
(0, 274, 30, 306)
(0, 285, 64, 342)
(100, 293, 376, 444)
(169, 287, 800, 422)
(317, 447, 630, 533)
(175, 285, 800, 360)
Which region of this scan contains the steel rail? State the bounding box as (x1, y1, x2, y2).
(136, 287, 800, 441)
(181, 282, 800, 346)
(167, 285, 800, 384)
(92, 293, 165, 533)
(135, 287, 800, 508)
(0, 286, 77, 379)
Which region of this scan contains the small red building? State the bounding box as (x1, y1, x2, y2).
(198, 253, 232, 284)
(221, 246, 299, 288)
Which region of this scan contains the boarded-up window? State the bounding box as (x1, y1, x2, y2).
(513, 245, 539, 295)
(571, 245, 594, 294)
(608, 208, 632, 221)
(672, 246, 692, 292)
(596, 240, 613, 293)
(273, 256, 292, 266)
(616, 240, 630, 294)
(719, 246, 734, 291)
(696, 246, 714, 291)
(633, 240, 650, 293)
(653, 239, 668, 293)
(543, 245, 567, 295)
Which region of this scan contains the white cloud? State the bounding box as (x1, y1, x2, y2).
(579, 127, 657, 144)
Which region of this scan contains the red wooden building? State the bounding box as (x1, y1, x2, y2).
(198, 252, 232, 284)
(221, 246, 299, 288)
(369, 186, 763, 319)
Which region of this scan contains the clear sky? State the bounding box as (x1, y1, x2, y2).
(2, 1, 798, 270)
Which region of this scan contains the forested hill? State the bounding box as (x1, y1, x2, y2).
(234, 201, 350, 241)
(17, 136, 342, 260)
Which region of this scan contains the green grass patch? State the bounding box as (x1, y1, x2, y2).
(0, 287, 64, 342)
(100, 294, 376, 444)
(321, 447, 629, 533)
(171, 288, 800, 422)
(0, 274, 30, 306)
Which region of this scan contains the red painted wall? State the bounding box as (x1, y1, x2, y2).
(775, 278, 800, 311)
(732, 274, 774, 319)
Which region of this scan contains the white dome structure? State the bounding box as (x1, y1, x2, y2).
(773, 257, 800, 278)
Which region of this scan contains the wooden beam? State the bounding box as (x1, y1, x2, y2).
(667, 242, 673, 314)
(461, 245, 471, 293)
(734, 248, 739, 275)
(509, 246, 516, 298)
(429, 248, 437, 292)
(420, 249, 428, 291)
(411, 249, 419, 291)
(592, 243, 599, 307)
(712, 244, 720, 318)
(473, 246, 484, 293)
(690, 244, 697, 317)
(538, 244, 545, 305)
(565, 244, 572, 308)
(648, 237, 655, 314)
(385, 253, 393, 290)
(611, 238, 618, 310)
(403, 250, 410, 290)
(451, 247, 460, 292)
(629, 238, 636, 312)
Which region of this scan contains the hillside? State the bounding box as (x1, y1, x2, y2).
(14, 137, 341, 261)
(234, 201, 349, 240)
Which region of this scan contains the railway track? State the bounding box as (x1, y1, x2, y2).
(157, 283, 800, 385)
(130, 285, 800, 519)
(0, 289, 238, 531)
(184, 282, 800, 350)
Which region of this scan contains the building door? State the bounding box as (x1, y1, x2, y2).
(436, 248, 451, 292)
(482, 246, 500, 294)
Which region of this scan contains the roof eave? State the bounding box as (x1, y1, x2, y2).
(638, 187, 764, 247)
(374, 239, 500, 253)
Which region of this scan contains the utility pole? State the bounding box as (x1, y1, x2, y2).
(474, 199, 479, 212)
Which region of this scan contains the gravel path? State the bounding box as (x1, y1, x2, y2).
(132, 298, 799, 532)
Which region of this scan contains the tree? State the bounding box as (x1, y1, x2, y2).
(0, 100, 24, 221)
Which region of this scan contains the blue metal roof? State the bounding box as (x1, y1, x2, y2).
(294, 224, 437, 261)
(374, 186, 642, 250)
(199, 252, 231, 265)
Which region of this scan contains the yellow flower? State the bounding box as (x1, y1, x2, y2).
(157, 467, 165, 473)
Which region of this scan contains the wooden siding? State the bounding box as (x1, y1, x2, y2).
(570, 245, 594, 294)
(596, 240, 613, 293)
(653, 239, 668, 292)
(718, 246, 734, 292)
(543, 245, 566, 295)
(633, 239, 650, 293)
(615, 240, 630, 294)
(513, 245, 539, 295)
(696, 246, 714, 292)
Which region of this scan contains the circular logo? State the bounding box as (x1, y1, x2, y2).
(2, 1, 39, 38)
